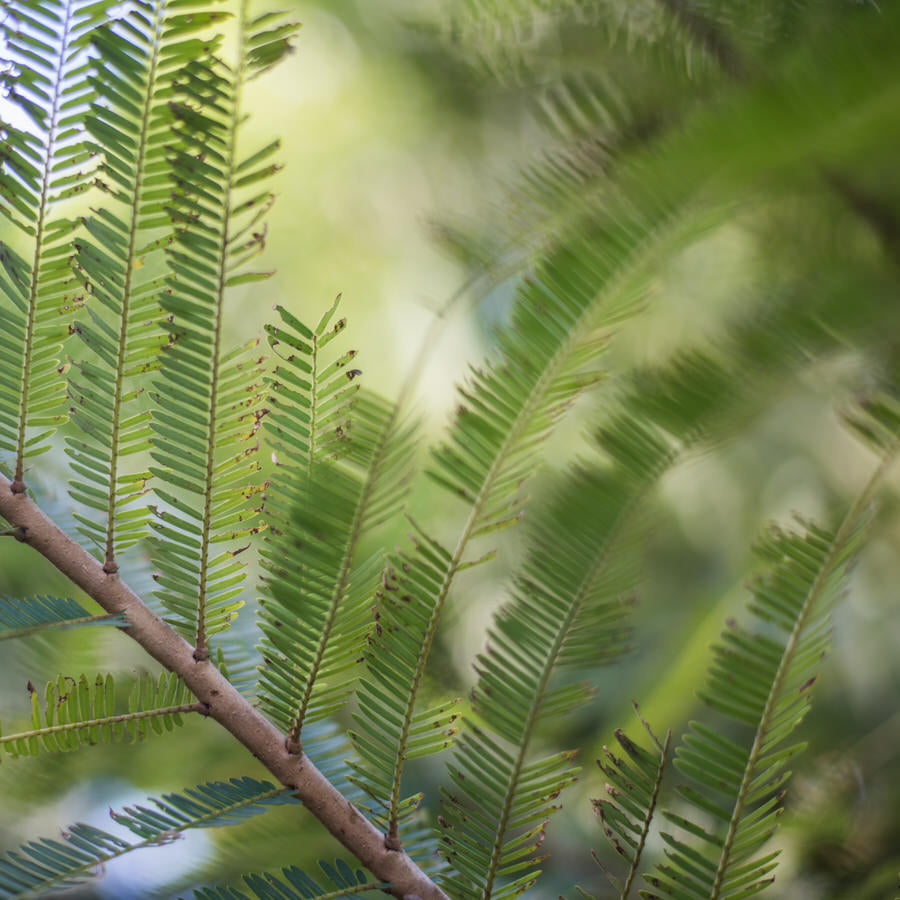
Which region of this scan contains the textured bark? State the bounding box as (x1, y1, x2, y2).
(0, 474, 446, 900)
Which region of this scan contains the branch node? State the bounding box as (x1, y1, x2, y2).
(103, 558, 119, 575)
(384, 833, 403, 851)
(9, 477, 25, 495)
(193, 647, 210, 662)
(285, 735, 302, 755)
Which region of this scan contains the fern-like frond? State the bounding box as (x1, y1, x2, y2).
(0, 672, 200, 760)
(193, 859, 381, 900)
(258, 303, 417, 748)
(576, 709, 670, 900)
(436, 445, 659, 897)
(0, 0, 109, 488)
(149, 6, 297, 658)
(348, 527, 461, 849)
(264, 298, 358, 475)
(643, 419, 899, 900)
(0, 777, 293, 899)
(0, 595, 123, 640)
(66, 2, 230, 571)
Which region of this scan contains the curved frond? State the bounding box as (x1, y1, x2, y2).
(257, 303, 418, 747)
(193, 859, 381, 900)
(643, 414, 900, 900)
(0, 777, 293, 899)
(0, 672, 199, 760)
(0, 595, 123, 640)
(0, 0, 109, 487)
(149, 6, 297, 657)
(66, 2, 230, 570)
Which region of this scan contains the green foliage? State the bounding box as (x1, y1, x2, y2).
(0, 0, 107, 484)
(0, 777, 294, 898)
(0, 671, 196, 759)
(578, 711, 670, 900)
(0, 595, 123, 640)
(193, 859, 382, 900)
(1, 1, 899, 898)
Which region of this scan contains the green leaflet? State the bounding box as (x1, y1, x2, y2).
(0, 595, 124, 640)
(0, 0, 110, 487)
(257, 303, 417, 746)
(573, 712, 671, 900)
(0, 777, 294, 899)
(642, 401, 900, 900)
(149, 5, 298, 657)
(192, 859, 381, 900)
(0, 672, 198, 759)
(67, 1, 231, 571)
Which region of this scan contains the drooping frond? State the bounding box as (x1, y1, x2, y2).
(437, 444, 659, 897)
(149, 5, 297, 658)
(66, 3, 231, 571)
(257, 303, 417, 749)
(0, 672, 199, 760)
(576, 709, 670, 900)
(193, 859, 382, 900)
(0, 595, 123, 640)
(432, 277, 892, 895)
(0, 777, 294, 899)
(0, 0, 108, 489)
(642, 415, 900, 900)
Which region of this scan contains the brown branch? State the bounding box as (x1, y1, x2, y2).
(0, 474, 447, 900)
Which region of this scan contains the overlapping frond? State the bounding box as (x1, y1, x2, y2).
(0, 777, 293, 899)
(149, 4, 297, 657)
(432, 279, 893, 896)
(66, 2, 230, 570)
(257, 303, 417, 748)
(0, 672, 199, 760)
(0, 595, 123, 640)
(436, 444, 659, 897)
(0, 0, 109, 488)
(348, 527, 461, 850)
(193, 859, 381, 900)
(575, 710, 670, 900)
(642, 412, 900, 900)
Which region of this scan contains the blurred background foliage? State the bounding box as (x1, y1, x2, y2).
(1, 0, 899, 897)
